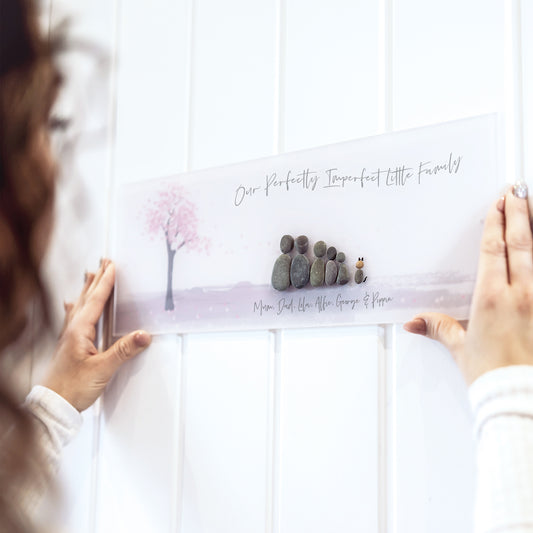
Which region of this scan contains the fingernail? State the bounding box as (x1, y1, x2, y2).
(403, 317, 427, 335)
(513, 182, 528, 199)
(496, 196, 505, 212)
(134, 331, 151, 347)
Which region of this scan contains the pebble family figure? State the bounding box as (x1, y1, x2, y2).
(336, 252, 350, 285)
(325, 247, 338, 286)
(355, 257, 367, 284)
(310, 241, 326, 287)
(271, 235, 294, 291)
(290, 235, 310, 289)
(271, 234, 367, 290)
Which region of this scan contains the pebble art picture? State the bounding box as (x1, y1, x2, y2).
(272, 235, 367, 291)
(113, 114, 501, 335)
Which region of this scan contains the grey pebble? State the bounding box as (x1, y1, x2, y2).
(336, 263, 350, 285)
(296, 235, 309, 254)
(280, 235, 294, 254)
(271, 254, 292, 291)
(290, 254, 310, 288)
(355, 269, 365, 284)
(313, 241, 327, 258)
(336, 252, 346, 263)
(327, 246, 337, 260)
(310, 258, 325, 287)
(325, 260, 338, 285)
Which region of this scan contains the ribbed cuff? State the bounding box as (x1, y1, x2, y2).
(469, 365, 533, 439)
(24, 385, 83, 448)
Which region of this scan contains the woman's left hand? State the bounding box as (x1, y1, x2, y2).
(42, 259, 151, 411)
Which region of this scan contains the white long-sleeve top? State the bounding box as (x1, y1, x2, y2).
(22, 385, 82, 521)
(469, 365, 533, 533)
(24, 385, 82, 472)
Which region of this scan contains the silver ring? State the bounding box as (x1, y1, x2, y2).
(513, 182, 528, 199)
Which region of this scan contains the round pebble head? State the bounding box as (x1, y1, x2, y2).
(327, 246, 337, 260)
(280, 235, 294, 254)
(313, 240, 327, 257)
(296, 235, 309, 254)
(337, 252, 346, 263)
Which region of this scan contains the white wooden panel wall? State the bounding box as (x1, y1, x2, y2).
(21, 1, 527, 532)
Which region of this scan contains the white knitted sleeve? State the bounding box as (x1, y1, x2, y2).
(469, 365, 533, 533)
(18, 384, 83, 519)
(23, 385, 83, 473)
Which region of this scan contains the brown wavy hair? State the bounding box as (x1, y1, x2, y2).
(0, 0, 60, 530)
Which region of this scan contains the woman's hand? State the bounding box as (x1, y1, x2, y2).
(404, 184, 533, 385)
(42, 259, 151, 411)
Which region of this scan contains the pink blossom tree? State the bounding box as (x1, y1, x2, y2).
(144, 184, 208, 310)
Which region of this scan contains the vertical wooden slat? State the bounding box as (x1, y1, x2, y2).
(522, 1, 533, 182)
(378, 0, 394, 133)
(278, 326, 380, 533)
(394, 328, 475, 533)
(96, 336, 182, 533)
(378, 324, 394, 533)
(393, 0, 505, 129)
(267, 330, 283, 533)
(112, 1, 191, 182)
(181, 332, 271, 533)
(273, 0, 287, 154)
(283, 0, 381, 151)
(173, 334, 188, 533)
(265, 331, 277, 533)
(188, 0, 276, 169)
(384, 325, 398, 533)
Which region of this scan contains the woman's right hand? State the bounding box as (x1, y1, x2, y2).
(404, 184, 533, 385)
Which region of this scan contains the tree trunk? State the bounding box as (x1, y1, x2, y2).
(165, 242, 176, 311)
